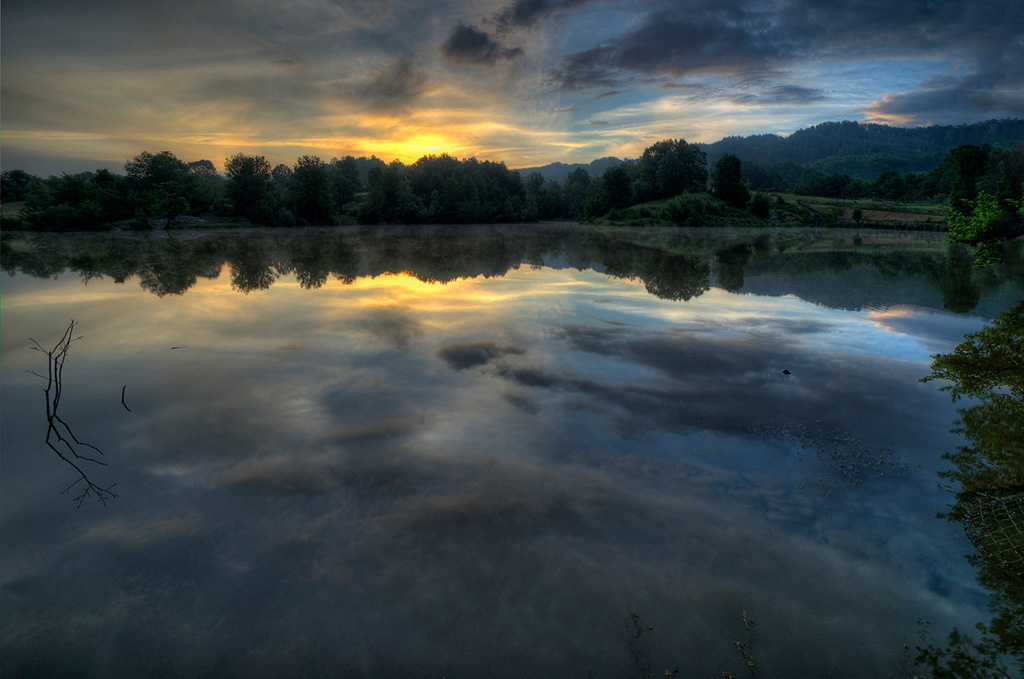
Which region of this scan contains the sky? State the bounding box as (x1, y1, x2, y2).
(2, 0, 1023, 175)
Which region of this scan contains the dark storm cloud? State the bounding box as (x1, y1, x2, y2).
(556, 6, 783, 89)
(867, 85, 1024, 124)
(557, 60, 623, 90)
(492, 0, 604, 28)
(859, 10, 1024, 121)
(553, 0, 1024, 120)
(439, 24, 524, 66)
(360, 58, 429, 109)
(866, 45, 1024, 123)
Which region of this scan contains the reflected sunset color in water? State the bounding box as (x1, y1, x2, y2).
(3, 227, 1023, 678)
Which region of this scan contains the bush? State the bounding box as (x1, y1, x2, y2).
(0, 214, 26, 230)
(750, 191, 771, 219)
(74, 200, 107, 230)
(274, 207, 298, 228)
(662, 195, 708, 225)
(29, 204, 77, 231)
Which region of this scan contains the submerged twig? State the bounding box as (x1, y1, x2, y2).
(732, 610, 758, 678)
(121, 385, 132, 412)
(28, 320, 117, 507)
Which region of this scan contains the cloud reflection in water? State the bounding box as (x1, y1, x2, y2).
(0, 244, 1011, 678)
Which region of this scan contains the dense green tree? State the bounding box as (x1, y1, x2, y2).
(185, 159, 220, 211)
(271, 164, 293, 189)
(329, 156, 360, 209)
(635, 139, 707, 201)
(19, 171, 128, 230)
(398, 153, 526, 223)
(946, 191, 1023, 267)
(224, 153, 276, 224)
(991, 147, 1024, 211)
(711, 154, 750, 207)
(187, 159, 218, 180)
(331, 156, 361, 188)
(1, 169, 37, 202)
(750, 191, 771, 219)
(563, 167, 592, 220)
(125, 151, 188, 188)
(123, 150, 211, 219)
(289, 155, 335, 225)
(585, 164, 633, 218)
(359, 162, 424, 223)
(949, 144, 990, 214)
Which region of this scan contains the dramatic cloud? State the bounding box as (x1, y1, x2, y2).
(1, 0, 1021, 173)
(439, 24, 524, 66)
(360, 58, 430, 110)
(553, 0, 1024, 121)
(492, 0, 605, 28)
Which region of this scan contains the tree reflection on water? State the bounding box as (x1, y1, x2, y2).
(3, 227, 1021, 311)
(921, 301, 1024, 678)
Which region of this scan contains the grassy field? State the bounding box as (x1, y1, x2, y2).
(1, 201, 26, 217)
(778, 194, 946, 215)
(588, 192, 776, 228)
(779, 194, 948, 228)
(587, 191, 949, 230)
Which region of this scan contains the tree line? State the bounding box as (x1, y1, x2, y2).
(1, 138, 1022, 232)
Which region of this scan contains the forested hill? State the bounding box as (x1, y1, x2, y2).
(515, 119, 1024, 183)
(699, 118, 1024, 179)
(514, 157, 623, 183)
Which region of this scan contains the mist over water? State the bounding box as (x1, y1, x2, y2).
(2, 226, 1022, 678)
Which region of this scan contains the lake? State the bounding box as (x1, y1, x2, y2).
(2, 225, 1022, 678)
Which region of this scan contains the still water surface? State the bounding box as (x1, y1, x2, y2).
(2, 226, 1022, 678)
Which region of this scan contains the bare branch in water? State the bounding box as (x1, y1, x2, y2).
(29, 320, 117, 507)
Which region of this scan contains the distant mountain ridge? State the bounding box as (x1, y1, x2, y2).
(514, 157, 623, 183)
(698, 118, 1024, 179)
(517, 118, 1024, 182)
